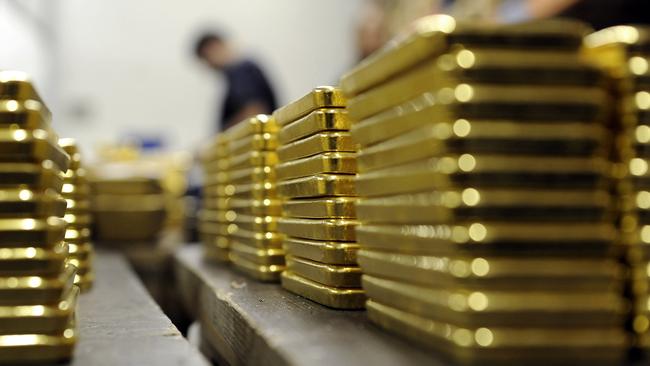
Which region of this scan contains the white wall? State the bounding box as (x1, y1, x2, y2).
(50, 0, 362, 159)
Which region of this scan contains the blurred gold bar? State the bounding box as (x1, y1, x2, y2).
(272, 87, 346, 126)
(277, 174, 356, 198)
(282, 237, 358, 265)
(277, 132, 355, 162)
(281, 271, 365, 309)
(276, 152, 356, 180)
(278, 217, 357, 241)
(282, 197, 356, 219)
(286, 255, 362, 288)
(0, 129, 69, 171)
(0, 100, 49, 130)
(0, 242, 68, 276)
(278, 109, 350, 144)
(0, 163, 64, 191)
(0, 188, 66, 218)
(0, 264, 76, 306)
(229, 252, 284, 282)
(229, 241, 285, 266)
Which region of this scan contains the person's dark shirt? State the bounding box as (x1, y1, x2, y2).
(219, 59, 277, 130)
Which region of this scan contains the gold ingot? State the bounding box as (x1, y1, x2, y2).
(273, 86, 346, 126)
(356, 189, 611, 224)
(228, 132, 277, 156)
(0, 162, 64, 191)
(357, 249, 622, 291)
(229, 252, 284, 282)
(0, 188, 66, 218)
(281, 270, 365, 309)
(283, 237, 358, 265)
(366, 300, 627, 364)
(356, 121, 607, 172)
(0, 217, 66, 248)
(355, 222, 616, 257)
(0, 321, 77, 364)
(0, 242, 68, 276)
(0, 264, 76, 306)
(229, 228, 282, 249)
(278, 108, 350, 144)
(0, 129, 69, 171)
(0, 99, 49, 130)
(277, 152, 356, 180)
(57, 138, 82, 171)
(341, 16, 589, 96)
(0, 70, 46, 104)
(282, 197, 356, 219)
(286, 255, 361, 288)
(0, 285, 78, 335)
(351, 85, 607, 148)
(278, 217, 357, 241)
(356, 155, 609, 197)
(225, 114, 277, 141)
(277, 174, 356, 199)
(228, 150, 278, 170)
(362, 275, 626, 328)
(230, 181, 277, 200)
(278, 132, 356, 162)
(229, 240, 285, 266)
(231, 214, 278, 233)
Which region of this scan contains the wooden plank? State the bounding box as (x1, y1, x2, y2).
(67, 249, 210, 366)
(175, 244, 447, 366)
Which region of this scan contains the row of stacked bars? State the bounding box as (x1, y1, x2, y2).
(0, 71, 78, 363)
(200, 134, 231, 262)
(584, 26, 650, 351)
(340, 16, 628, 364)
(225, 115, 285, 281)
(59, 139, 94, 291)
(274, 88, 364, 309)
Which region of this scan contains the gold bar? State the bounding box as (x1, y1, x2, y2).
(225, 114, 277, 141)
(281, 270, 365, 309)
(366, 300, 627, 364)
(229, 227, 282, 249)
(283, 237, 358, 265)
(232, 214, 278, 233)
(351, 85, 607, 148)
(277, 174, 356, 198)
(278, 217, 357, 241)
(362, 275, 625, 328)
(357, 249, 622, 291)
(0, 189, 66, 218)
(0, 162, 64, 191)
(229, 252, 284, 282)
(228, 133, 277, 156)
(583, 25, 650, 77)
(286, 255, 361, 288)
(0, 326, 77, 364)
(0, 264, 76, 306)
(273, 87, 346, 126)
(277, 132, 356, 162)
(91, 178, 161, 195)
(0, 71, 45, 104)
(227, 151, 278, 170)
(0, 129, 70, 171)
(0, 217, 66, 248)
(0, 242, 68, 276)
(355, 222, 616, 257)
(0, 100, 49, 130)
(227, 166, 276, 184)
(282, 197, 356, 219)
(340, 16, 589, 96)
(356, 189, 612, 224)
(231, 182, 277, 200)
(64, 227, 90, 244)
(0, 285, 78, 335)
(276, 152, 356, 180)
(229, 240, 285, 266)
(357, 121, 607, 172)
(278, 109, 350, 144)
(356, 155, 609, 197)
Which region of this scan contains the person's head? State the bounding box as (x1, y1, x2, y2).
(194, 32, 231, 70)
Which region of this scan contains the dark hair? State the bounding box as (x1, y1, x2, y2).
(194, 32, 223, 58)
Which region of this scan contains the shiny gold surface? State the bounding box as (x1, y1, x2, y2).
(366, 300, 627, 364)
(277, 132, 356, 162)
(277, 174, 356, 198)
(282, 197, 357, 219)
(276, 152, 356, 180)
(356, 155, 609, 197)
(0, 242, 68, 276)
(0, 326, 77, 364)
(229, 252, 284, 282)
(225, 114, 278, 141)
(286, 255, 361, 288)
(229, 228, 282, 249)
(228, 133, 278, 156)
(272, 87, 346, 126)
(227, 150, 278, 170)
(90, 178, 162, 195)
(0, 70, 45, 104)
(230, 240, 285, 266)
(0, 264, 76, 306)
(357, 249, 622, 291)
(362, 275, 625, 328)
(357, 121, 607, 172)
(278, 109, 350, 144)
(350, 85, 607, 148)
(0, 217, 66, 248)
(231, 214, 278, 233)
(278, 217, 357, 241)
(356, 189, 611, 224)
(281, 270, 365, 309)
(0, 189, 66, 218)
(0, 100, 49, 130)
(0, 162, 63, 191)
(0, 129, 70, 171)
(282, 237, 358, 265)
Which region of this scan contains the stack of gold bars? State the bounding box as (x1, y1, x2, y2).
(0, 70, 78, 363)
(584, 25, 650, 352)
(274, 87, 364, 309)
(225, 115, 284, 281)
(200, 134, 232, 262)
(59, 139, 94, 291)
(340, 16, 628, 363)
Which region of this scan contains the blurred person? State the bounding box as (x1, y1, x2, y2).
(194, 32, 277, 130)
